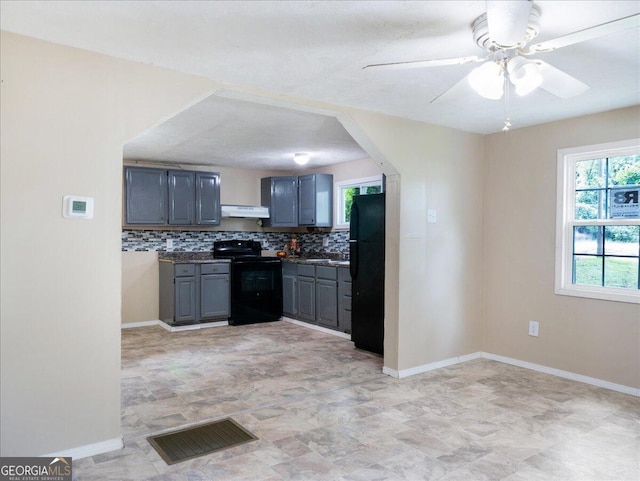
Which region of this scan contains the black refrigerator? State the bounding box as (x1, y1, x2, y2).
(349, 193, 385, 355)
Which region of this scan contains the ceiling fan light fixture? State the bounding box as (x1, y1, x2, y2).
(507, 56, 543, 96)
(293, 153, 309, 165)
(469, 61, 504, 99)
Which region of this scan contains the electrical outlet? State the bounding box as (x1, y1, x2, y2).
(166, 238, 174, 249)
(427, 209, 437, 223)
(528, 321, 539, 337)
(322, 237, 329, 247)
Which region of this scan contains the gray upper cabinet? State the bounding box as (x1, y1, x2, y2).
(195, 172, 221, 225)
(261, 176, 299, 227)
(125, 167, 220, 226)
(298, 174, 333, 227)
(168, 170, 195, 225)
(261, 174, 333, 228)
(125, 167, 167, 224)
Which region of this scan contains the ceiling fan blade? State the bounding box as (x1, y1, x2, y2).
(536, 60, 589, 98)
(430, 72, 473, 104)
(363, 56, 484, 71)
(529, 13, 640, 52)
(486, 0, 533, 47)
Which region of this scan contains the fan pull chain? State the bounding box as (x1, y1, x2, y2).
(503, 65, 511, 132)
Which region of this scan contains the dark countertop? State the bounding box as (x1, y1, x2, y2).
(158, 252, 231, 264)
(282, 256, 350, 267)
(158, 251, 348, 267)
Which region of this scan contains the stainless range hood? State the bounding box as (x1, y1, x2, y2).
(221, 205, 270, 219)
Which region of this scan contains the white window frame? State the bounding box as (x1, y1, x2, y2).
(555, 138, 640, 304)
(334, 175, 383, 230)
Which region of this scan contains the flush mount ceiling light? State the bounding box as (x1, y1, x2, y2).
(293, 153, 309, 165)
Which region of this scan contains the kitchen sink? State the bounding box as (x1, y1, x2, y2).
(329, 260, 350, 265)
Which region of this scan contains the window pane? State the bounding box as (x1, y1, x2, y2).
(575, 190, 606, 219)
(574, 255, 603, 286)
(343, 187, 360, 223)
(362, 185, 382, 195)
(604, 226, 640, 256)
(604, 257, 639, 289)
(608, 155, 640, 186)
(575, 158, 605, 189)
(573, 226, 603, 255)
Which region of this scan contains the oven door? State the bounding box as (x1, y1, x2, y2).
(230, 258, 283, 325)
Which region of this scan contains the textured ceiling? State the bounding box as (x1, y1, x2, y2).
(123, 95, 369, 170)
(2, 1, 639, 168)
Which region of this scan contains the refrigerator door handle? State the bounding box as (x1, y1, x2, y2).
(349, 240, 358, 279)
(349, 201, 359, 280)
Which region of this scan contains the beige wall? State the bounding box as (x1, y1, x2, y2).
(483, 106, 640, 389)
(0, 31, 217, 456)
(348, 112, 486, 371)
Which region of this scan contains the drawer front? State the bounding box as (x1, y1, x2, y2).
(200, 263, 230, 275)
(174, 264, 196, 277)
(316, 265, 337, 280)
(297, 264, 316, 277)
(338, 266, 351, 283)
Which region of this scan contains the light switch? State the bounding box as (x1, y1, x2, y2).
(427, 209, 437, 223)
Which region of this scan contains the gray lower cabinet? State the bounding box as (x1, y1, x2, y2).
(287, 262, 350, 333)
(338, 267, 352, 334)
(160, 262, 229, 325)
(174, 268, 197, 323)
(199, 263, 230, 318)
(282, 263, 297, 317)
(297, 264, 316, 322)
(315, 266, 338, 329)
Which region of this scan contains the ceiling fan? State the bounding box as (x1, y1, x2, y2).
(363, 1, 639, 130)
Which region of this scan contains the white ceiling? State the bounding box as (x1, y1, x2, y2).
(2, 1, 639, 168)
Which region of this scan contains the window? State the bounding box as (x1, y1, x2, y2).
(334, 176, 383, 229)
(556, 139, 640, 303)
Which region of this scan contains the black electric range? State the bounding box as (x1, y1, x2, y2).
(212, 240, 282, 325)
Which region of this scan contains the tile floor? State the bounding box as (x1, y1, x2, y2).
(73, 321, 639, 481)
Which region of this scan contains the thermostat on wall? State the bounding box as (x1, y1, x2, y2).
(62, 195, 94, 219)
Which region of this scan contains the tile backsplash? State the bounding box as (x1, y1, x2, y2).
(122, 230, 350, 254)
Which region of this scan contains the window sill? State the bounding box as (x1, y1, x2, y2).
(555, 285, 640, 304)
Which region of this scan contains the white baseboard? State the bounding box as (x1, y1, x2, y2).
(121, 320, 160, 329)
(382, 351, 638, 397)
(44, 436, 123, 460)
(121, 320, 229, 332)
(283, 317, 352, 340)
(481, 352, 640, 397)
(383, 352, 482, 379)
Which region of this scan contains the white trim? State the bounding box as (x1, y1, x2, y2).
(555, 138, 640, 304)
(482, 352, 640, 397)
(121, 320, 159, 329)
(383, 352, 483, 379)
(283, 317, 352, 340)
(334, 175, 383, 229)
(381, 351, 638, 397)
(44, 436, 123, 460)
(121, 320, 229, 332)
